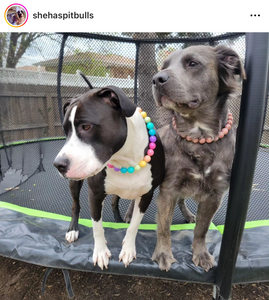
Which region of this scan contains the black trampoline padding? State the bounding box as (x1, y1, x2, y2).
(0, 205, 268, 284)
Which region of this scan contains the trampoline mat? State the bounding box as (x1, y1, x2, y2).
(0, 206, 268, 284)
(0, 140, 268, 225)
(0, 140, 269, 284)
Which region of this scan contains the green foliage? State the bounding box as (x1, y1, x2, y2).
(48, 60, 108, 77)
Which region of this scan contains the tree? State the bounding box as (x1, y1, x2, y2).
(2, 33, 45, 68)
(132, 32, 159, 124)
(0, 33, 8, 68)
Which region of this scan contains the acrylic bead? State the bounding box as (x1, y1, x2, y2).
(139, 160, 147, 168)
(134, 165, 141, 171)
(144, 155, 151, 162)
(219, 132, 224, 139)
(146, 122, 154, 130)
(114, 167, 120, 172)
(128, 167, 135, 173)
(149, 143, 156, 149)
(149, 129, 156, 136)
(222, 128, 228, 135)
(137, 107, 142, 113)
(107, 164, 114, 168)
(141, 111, 147, 118)
(150, 136, 157, 143)
(186, 135, 192, 142)
(199, 138, 206, 144)
(121, 167, 127, 173)
(145, 117, 151, 123)
(147, 149, 154, 156)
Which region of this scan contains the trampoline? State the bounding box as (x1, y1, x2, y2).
(0, 32, 268, 300)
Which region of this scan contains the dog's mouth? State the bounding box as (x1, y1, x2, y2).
(161, 95, 200, 110)
(62, 166, 101, 181)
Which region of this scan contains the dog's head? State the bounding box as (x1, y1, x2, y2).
(7, 12, 18, 25)
(54, 86, 136, 180)
(152, 45, 245, 115)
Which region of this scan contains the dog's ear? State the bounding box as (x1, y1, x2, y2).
(98, 86, 137, 117)
(63, 99, 72, 116)
(63, 96, 81, 116)
(215, 45, 246, 94)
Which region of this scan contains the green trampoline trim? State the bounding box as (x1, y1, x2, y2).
(0, 137, 66, 149)
(217, 220, 269, 234)
(1, 201, 268, 232)
(0, 201, 216, 231)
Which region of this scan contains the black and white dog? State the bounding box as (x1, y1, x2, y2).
(54, 86, 165, 269)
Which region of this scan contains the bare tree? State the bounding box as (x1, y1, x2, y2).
(0, 33, 8, 68)
(4, 33, 45, 68)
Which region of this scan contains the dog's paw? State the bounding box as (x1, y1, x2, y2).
(152, 248, 177, 271)
(92, 241, 111, 270)
(192, 250, 214, 272)
(65, 230, 79, 243)
(119, 238, 136, 267)
(185, 213, 196, 223)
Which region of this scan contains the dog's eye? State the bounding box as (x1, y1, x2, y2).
(189, 61, 198, 67)
(82, 124, 91, 131)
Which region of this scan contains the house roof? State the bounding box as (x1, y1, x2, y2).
(34, 52, 135, 68)
(16, 66, 46, 71)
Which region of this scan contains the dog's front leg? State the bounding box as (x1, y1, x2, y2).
(89, 189, 111, 270)
(66, 180, 83, 243)
(152, 187, 178, 271)
(192, 195, 222, 272)
(119, 190, 153, 267)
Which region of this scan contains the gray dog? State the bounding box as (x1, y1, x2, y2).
(151, 45, 245, 271)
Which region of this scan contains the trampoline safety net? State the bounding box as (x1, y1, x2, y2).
(0, 32, 268, 294)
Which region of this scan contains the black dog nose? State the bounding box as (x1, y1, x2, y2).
(153, 72, 169, 86)
(53, 156, 70, 174)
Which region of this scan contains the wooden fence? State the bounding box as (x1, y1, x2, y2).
(0, 83, 268, 146)
(0, 83, 134, 144)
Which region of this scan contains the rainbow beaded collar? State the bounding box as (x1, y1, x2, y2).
(107, 107, 156, 174)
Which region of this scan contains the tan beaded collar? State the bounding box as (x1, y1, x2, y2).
(172, 112, 233, 144)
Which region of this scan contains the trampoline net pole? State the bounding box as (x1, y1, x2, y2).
(215, 33, 269, 300)
(57, 33, 68, 125)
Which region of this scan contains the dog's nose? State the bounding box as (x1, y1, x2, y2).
(153, 72, 169, 86)
(53, 155, 70, 174)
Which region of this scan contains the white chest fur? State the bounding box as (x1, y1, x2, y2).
(105, 164, 152, 199)
(104, 108, 153, 199)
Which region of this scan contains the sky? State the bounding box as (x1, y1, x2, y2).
(15, 33, 246, 68)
